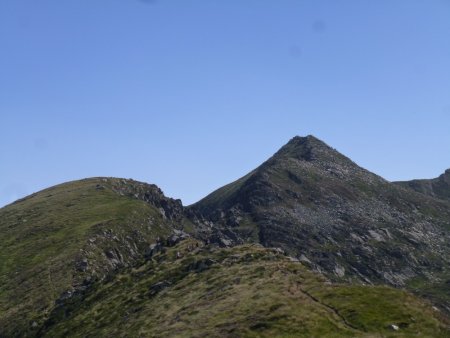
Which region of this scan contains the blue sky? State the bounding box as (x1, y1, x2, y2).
(1, 0, 450, 207)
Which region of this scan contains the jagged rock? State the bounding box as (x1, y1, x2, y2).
(185, 259, 216, 273)
(145, 242, 164, 259)
(272, 247, 285, 254)
(149, 281, 171, 296)
(389, 324, 400, 331)
(55, 290, 74, 305)
(299, 254, 312, 264)
(334, 265, 345, 278)
(109, 179, 184, 221)
(220, 238, 232, 247)
(75, 258, 89, 272)
(166, 234, 181, 247)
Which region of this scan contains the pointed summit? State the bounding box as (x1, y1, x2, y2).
(265, 136, 363, 176)
(193, 135, 382, 213)
(194, 135, 388, 229)
(272, 135, 337, 161)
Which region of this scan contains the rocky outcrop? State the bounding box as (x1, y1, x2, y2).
(107, 178, 185, 221)
(395, 169, 450, 201)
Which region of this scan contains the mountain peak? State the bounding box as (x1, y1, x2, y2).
(287, 134, 324, 145)
(273, 135, 344, 163)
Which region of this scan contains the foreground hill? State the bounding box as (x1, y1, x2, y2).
(0, 177, 194, 336)
(190, 136, 450, 311)
(34, 239, 450, 337)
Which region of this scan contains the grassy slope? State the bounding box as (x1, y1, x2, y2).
(41, 239, 449, 338)
(0, 178, 177, 337)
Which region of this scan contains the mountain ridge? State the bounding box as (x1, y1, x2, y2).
(1, 135, 450, 336)
(395, 168, 450, 201)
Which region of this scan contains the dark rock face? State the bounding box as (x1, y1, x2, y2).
(185, 258, 216, 273)
(108, 178, 185, 221)
(189, 136, 450, 307)
(145, 242, 165, 259)
(395, 169, 450, 201)
(148, 281, 171, 296)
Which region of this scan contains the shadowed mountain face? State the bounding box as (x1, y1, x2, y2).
(190, 136, 450, 307)
(395, 169, 450, 201)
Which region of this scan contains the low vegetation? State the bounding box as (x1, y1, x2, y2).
(1, 135, 450, 337)
(40, 239, 448, 337)
(0, 178, 183, 336)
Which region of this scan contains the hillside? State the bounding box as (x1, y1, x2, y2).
(38, 239, 450, 337)
(1, 136, 450, 336)
(0, 177, 194, 336)
(190, 136, 450, 311)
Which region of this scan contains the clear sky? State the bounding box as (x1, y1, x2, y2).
(1, 0, 450, 207)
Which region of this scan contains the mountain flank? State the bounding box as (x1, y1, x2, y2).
(395, 169, 450, 201)
(0, 178, 195, 336)
(190, 136, 450, 311)
(1, 135, 449, 337)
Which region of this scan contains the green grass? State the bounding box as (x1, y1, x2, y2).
(308, 284, 448, 337)
(407, 274, 450, 315)
(2, 176, 450, 337)
(0, 178, 178, 337)
(40, 240, 449, 337)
